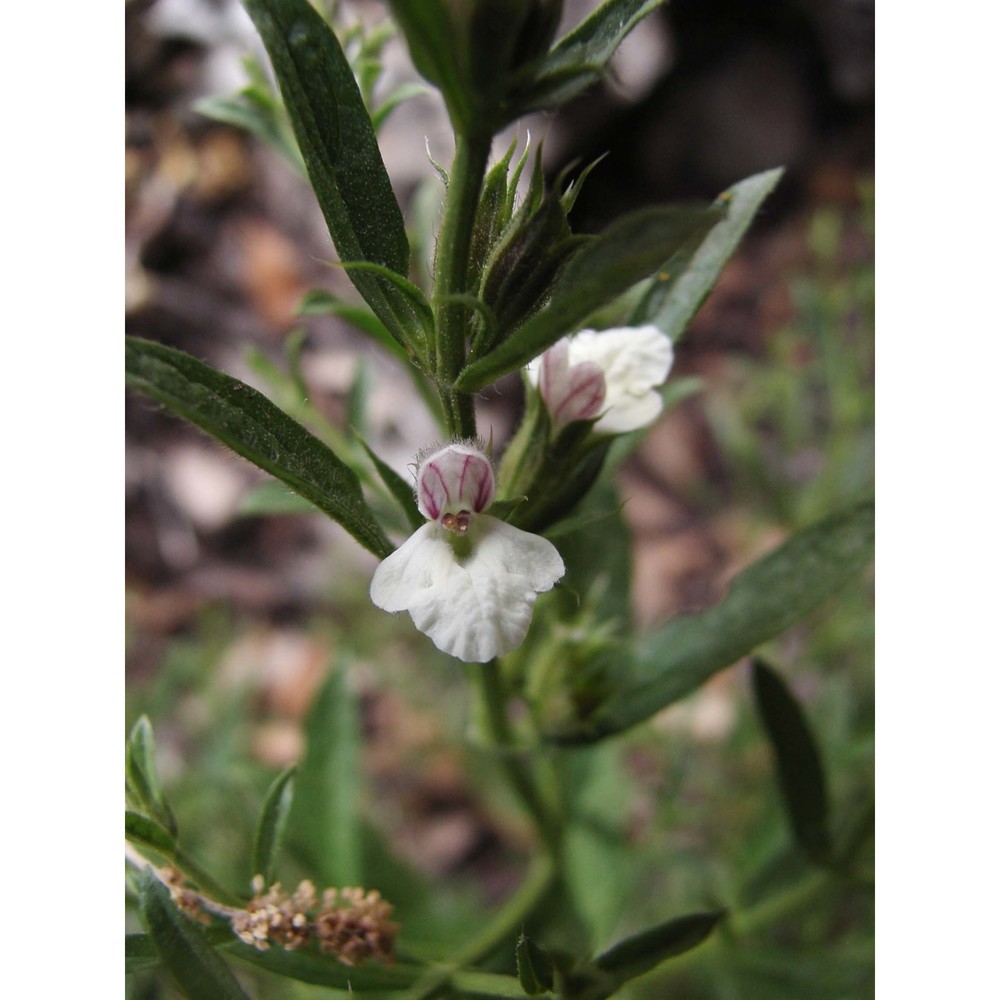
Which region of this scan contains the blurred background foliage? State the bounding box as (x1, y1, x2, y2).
(126, 0, 873, 996)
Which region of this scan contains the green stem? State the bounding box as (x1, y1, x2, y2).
(472, 660, 561, 853)
(432, 131, 492, 438)
(403, 853, 556, 1000)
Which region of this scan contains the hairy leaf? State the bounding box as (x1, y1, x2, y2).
(288, 666, 363, 885)
(455, 204, 721, 390)
(252, 765, 297, 886)
(126, 715, 177, 836)
(518, 0, 666, 111)
(125, 337, 393, 559)
(632, 167, 785, 339)
(137, 869, 251, 1000)
(242, 0, 421, 346)
(548, 498, 874, 741)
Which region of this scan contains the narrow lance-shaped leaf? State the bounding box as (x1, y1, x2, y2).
(251, 765, 297, 886)
(242, 0, 422, 348)
(126, 715, 177, 836)
(592, 910, 725, 985)
(126, 810, 176, 857)
(517, 0, 666, 112)
(632, 167, 785, 339)
(288, 665, 363, 885)
(516, 934, 555, 995)
(548, 498, 874, 742)
(125, 337, 393, 559)
(455, 204, 722, 391)
(385, 0, 471, 131)
(751, 659, 833, 863)
(137, 869, 252, 1000)
(359, 439, 424, 531)
(126, 933, 160, 975)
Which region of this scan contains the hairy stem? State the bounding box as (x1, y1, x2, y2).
(432, 132, 492, 438)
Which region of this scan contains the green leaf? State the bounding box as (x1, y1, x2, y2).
(751, 660, 833, 864)
(518, 0, 666, 112)
(229, 941, 420, 990)
(455, 204, 722, 391)
(126, 715, 177, 836)
(516, 933, 555, 994)
(125, 932, 160, 975)
(126, 810, 176, 857)
(125, 336, 393, 559)
(288, 664, 363, 885)
(137, 869, 251, 1000)
(359, 439, 424, 532)
(251, 765, 297, 885)
(632, 168, 785, 340)
(562, 745, 638, 948)
(385, 1, 471, 130)
(592, 910, 725, 984)
(242, 0, 421, 346)
(550, 498, 874, 742)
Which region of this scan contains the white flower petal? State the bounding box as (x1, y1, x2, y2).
(568, 325, 673, 433)
(527, 326, 674, 435)
(369, 517, 564, 663)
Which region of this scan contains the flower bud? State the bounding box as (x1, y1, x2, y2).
(416, 442, 496, 525)
(535, 338, 607, 433)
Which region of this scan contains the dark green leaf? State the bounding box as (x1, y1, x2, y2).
(288, 665, 363, 884)
(549, 498, 874, 742)
(385, 0, 471, 130)
(233, 943, 525, 995)
(751, 660, 833, 863)
(125, 933, 160, 975)
(125, 336, 393, 559)
(518, 0, 666, 112)
(516, 933, 555, 994)
(137, 869, 251, 1000)
(632, 168, 784, 339)
(486, 496, 528, 521)
(252, 765, 297, 885)
(593, 910, 724, 983)
(337, 259, 435, 333)
(126, 715, 177, 836)
(126, 810, 176, 856)
(455, 205, 722, 391)
(242, 0, 421, 346)
(229, 940, 421, 990)
(359, 439, 424, 531)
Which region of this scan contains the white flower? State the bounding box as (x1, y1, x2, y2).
(370, 442, 565, 663)
(526, 325, 674, 435)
